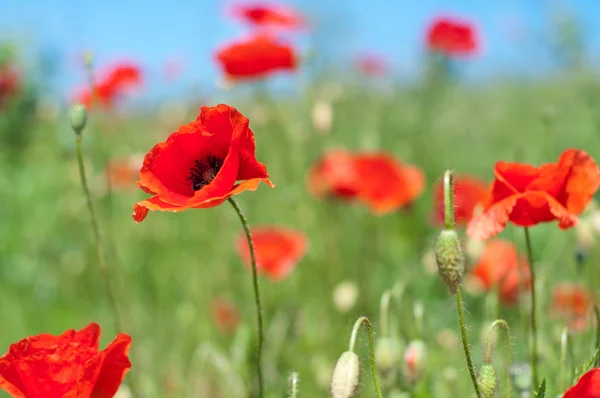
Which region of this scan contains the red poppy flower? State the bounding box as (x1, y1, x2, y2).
(0, 65, 20, 110)
(353, 153, 425, 215)
(106, 155, 143, 191)
(132, 104, 273, 222)
(469, 239, 530, 305)
(468, 149, 600, 240)
(75, 62, 142, 109)
(432, 174, 489, 226)
(215, 34, 297, 81)
(355, 54, 388, 76)
(211, 298, 241, 335)
(230, 3, 304, 29)
(235, 226, 307, 281)
(0, 323, 131, 398)
(563, 368, 600, 397)
(426, 17, 478, 57)
(551, 283, 594, 332)
(307, 149, 360, 200)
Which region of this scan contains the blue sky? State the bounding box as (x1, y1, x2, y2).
(1, 0, 599, 99)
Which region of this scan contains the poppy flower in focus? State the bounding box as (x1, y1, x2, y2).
(215, 34, 297, 81)
(75, 62, 142, 109)
(426, 17, 478, 57)
(432, 174, 489, 226)
(307, 149, 360, 200)
(0, 323, 131, 398)
(469, 239, 530, 305)
(355, 54, 388, 76)
(0, 64, 20, 110)
(132, 104, 273, 222)
(551, 283, 594, 332)
(106, 155, 143, 191)
(563, 368, 600, 397)
(353, 153, 426, 215)
(468, 149, 600, 240)
(211, 298, 241, 335)
(230, 3, 304, 29)
(236, 226, 307, 281)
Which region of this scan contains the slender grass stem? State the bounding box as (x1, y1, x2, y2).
(559, 327, 571, 392)
(485, 319, 511, 398)
(348, 316, 383, 398)
(456, 288, 482, 398)
(228, 198, 264, 398)
(523, 227, 538, 387)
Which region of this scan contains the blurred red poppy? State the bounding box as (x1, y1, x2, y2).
(432, 174, 489, 226)
(106, 155, 143, 191)
(468, 149, 600, 240)
(426, 17, 478, 57)
(132, 104, 273, 222)
(355, 54, 388, 76)
(551, 283, 594, 332)
(230, 3, 304, 29)
(563, 368, 600, 397)
(469, 239, 530, 305)
(211, 298, 241, 335)
(76, 62, 142, 109)
(307, 149, 360, 200)
(215, 34, 297, 81)
(0, 65, 19, 110)
(0, 323, 131, 398)
(353, 153, 425, 215)
(236, 226, 307, 281)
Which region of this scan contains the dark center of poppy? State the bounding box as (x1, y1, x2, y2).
(187, 154, 224, 191)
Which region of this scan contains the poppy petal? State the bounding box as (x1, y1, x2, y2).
(467, 195, 518, 240)
(87, 334, 132, 398)
(556, 149, 600, 215)
(563, 368, 600, 397)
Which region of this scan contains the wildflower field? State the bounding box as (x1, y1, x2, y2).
(1, 3, 600, 398)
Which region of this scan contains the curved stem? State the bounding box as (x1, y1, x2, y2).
(456, 288, 482, 398)
(74, 135, 121, 333)
(523, 227, 538, 387)
(559, 327, 571, 392)
(228, 198, 264, 398)
(443, 170, 455, 230)
(288, 372, 300, 398)
(485, 319, 511, 398)
(348, 316, 383, 398)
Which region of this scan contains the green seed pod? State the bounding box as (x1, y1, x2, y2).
(69, 104, 88, 134)
(375, 337, 398, 373)
(478, 364, 497, 398)
(434, 229, 464, 294)
(331, 351, 360, 398)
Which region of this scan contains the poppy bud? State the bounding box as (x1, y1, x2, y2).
(403, 340, 427, 384)
(375, 338, 398, 373)
(69, 104, 88, 134)
(477, 364, 497, 398)
(311, 99, 333, 134)
(434, 229, 464, 294)
(332, 280, 359, 313)
(331, 351, 360, 398)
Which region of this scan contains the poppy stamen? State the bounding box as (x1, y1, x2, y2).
(188, 154, 224, 191)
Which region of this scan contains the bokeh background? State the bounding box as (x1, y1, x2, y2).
(1, 0, 600, 397)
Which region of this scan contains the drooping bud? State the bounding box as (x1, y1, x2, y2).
(375, 337, 398, 373)
(434, 229, 464, 294)
(331, 351, 360, 398)
(69, 104, 88, 135)
(403, 340, 427, 384)
(477, 364, 498, 398)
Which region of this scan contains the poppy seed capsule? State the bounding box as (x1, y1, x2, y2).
(330, 351, 360, 398)
(69, 104, 88, 134)
(434, 229, 464, 294)
(478, 364, 497, 398)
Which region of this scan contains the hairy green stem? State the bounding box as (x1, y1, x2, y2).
(228, 198, 264, 398)
(443, 170, 455, 230)
(523, 227, 538, 387)
(485, 319, 511, 398)
(559, 327, 571, 392)
(348, 316, 383, 398)
(456, 288, 483, 398)
(287, 372, 300, 398)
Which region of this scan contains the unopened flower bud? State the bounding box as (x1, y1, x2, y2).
(333, 281, 359, 313)
(70, 104, 88, 134)
(311, 99, 333, 134)
(434, 229, 464, 294)
(478, 364, 497, 398)
(403, 340, 427, 384)
(331, 351, 360, 398)
(375, 338, 398, 373)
